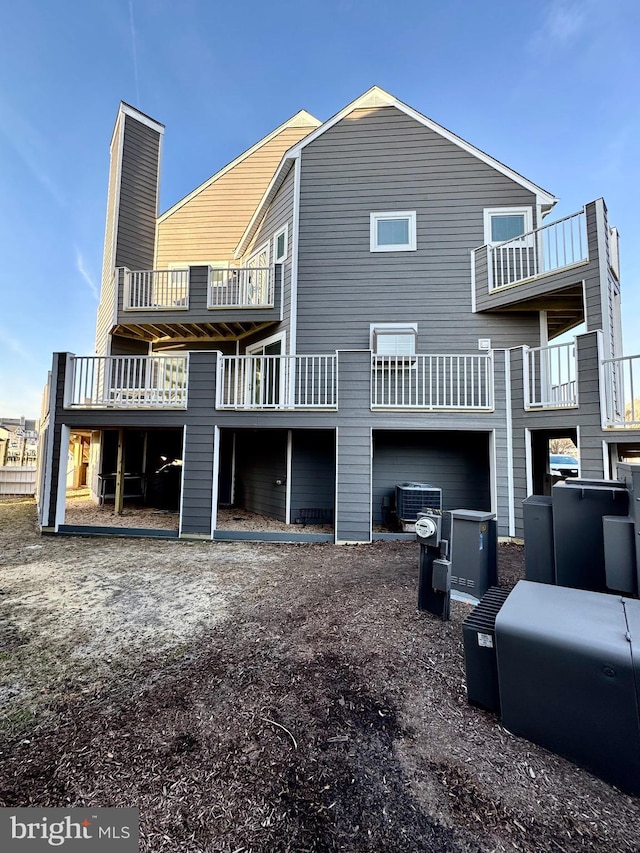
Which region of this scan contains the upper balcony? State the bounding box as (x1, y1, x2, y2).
(602, 353, 640, 429)
(65, 354, 189, 409)
(112, 264, 282, 345)
(523, 341, 577, 410)
(472, 205, 599, 338)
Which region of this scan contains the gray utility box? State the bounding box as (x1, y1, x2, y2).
(522, 495, 555, 585)
(603, 515, 637, 594)
(449, 510, 497, 600)
(462, 587, 511, 713)
(552, 480, 629, 592)
(617, 462, 640, 594)
(496, 581, 640, 796)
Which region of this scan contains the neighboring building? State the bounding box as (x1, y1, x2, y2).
(0, 417, 38, 466)
(37, 87, 640, 542)
(0, 416, 38, 497)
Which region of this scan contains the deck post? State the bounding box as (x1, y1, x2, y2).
(114, 428, 125, 514)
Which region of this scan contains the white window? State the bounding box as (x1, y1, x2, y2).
(370, 323, 417, 355)
(247, 241, 270, 269)
(483, 207, 533, 247)
(273, 224, 288, 263)
(370, 211, 417, 252)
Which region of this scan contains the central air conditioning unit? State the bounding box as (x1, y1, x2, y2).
(396, 482, 442, 525)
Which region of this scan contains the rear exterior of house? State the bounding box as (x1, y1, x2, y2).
(37, 88, 640, 542)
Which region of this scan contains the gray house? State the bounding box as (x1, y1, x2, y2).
(37, 87, 640, 543)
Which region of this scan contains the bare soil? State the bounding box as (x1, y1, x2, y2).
(0, 498, 638, 852)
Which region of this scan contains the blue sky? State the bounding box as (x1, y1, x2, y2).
(1, 0, 638, 418)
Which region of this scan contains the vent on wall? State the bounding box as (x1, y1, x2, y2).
(395, 483, 442, 522)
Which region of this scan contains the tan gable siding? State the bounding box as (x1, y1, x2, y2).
(155, 126, 313, 268)
(95, 115, 123, 355)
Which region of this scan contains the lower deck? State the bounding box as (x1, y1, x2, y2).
(54, 427, 494, 543)
(43, 420, 640, 544)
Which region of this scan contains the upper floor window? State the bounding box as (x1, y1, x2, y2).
(274, 224, 288, 263)
(370, 211, 417, 252)
(484, 207, 533, 246)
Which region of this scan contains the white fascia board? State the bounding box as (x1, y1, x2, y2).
(234, 158, 296, 259)
(391, 98, 558, 211)
(284, 85, 558, 209)
(119, 102, 165, 134)
(110, 102, 165, 148)
(159, 110, 320, 225)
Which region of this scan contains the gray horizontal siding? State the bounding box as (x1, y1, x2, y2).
(336, 425, 371, 543)
(242, 165, 295, 349)
(297, 106, 542, 355)
(114, 115, 160, 272)
(180, 424, 214, 536)
(234, 430, 287, 521)
(290, 430, 335, 523)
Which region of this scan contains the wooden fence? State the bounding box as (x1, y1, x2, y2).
(0, 465, 37, 496)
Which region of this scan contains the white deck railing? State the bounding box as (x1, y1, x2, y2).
(123, 269, 189, 310)
(208, 268, 273, 308)
(67, 355, 188, 408)
(524, 342, 577, 409)
(371, 354, 494, 410)
(217, 354, 337, 409)
(487, 209, 588, 291)
(602, 354, 640, 427)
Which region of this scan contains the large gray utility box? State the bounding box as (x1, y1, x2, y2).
(552, 479, 629, 592)
(522, 495, 555, 584)
(449, 510, 497, 600)
(495, 581, 640, 796)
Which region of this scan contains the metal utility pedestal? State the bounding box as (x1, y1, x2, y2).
(416, 511, 451, 621)
(449, 510, 497, 601)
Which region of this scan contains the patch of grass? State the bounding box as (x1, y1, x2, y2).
(0, 706, 37, 738)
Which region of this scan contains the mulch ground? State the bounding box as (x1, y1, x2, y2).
(0, 503, 639, 852)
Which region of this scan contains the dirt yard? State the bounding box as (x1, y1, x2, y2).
(0, 498, 639, 852)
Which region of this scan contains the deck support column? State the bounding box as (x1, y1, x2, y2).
(114, 428, 125, 515)
(335, 350, 373, 544)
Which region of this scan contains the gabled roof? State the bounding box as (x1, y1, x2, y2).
(235, 86, 558, 258)
(158, 109, 321, 224)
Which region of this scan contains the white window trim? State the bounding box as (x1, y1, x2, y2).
(370, 323, 418, 355)
(247, 240, 270, 268)
(273, 224, 288, 263)
(246, 330, 286, 356)
(370, 211, 417, 252)
(483, 207, 533, 247)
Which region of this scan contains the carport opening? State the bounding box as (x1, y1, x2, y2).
(530, 428, 578, 495)
(64, 428, 183, 531)
(372, 430, 491, 532)
(217, 428, 335, 534)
